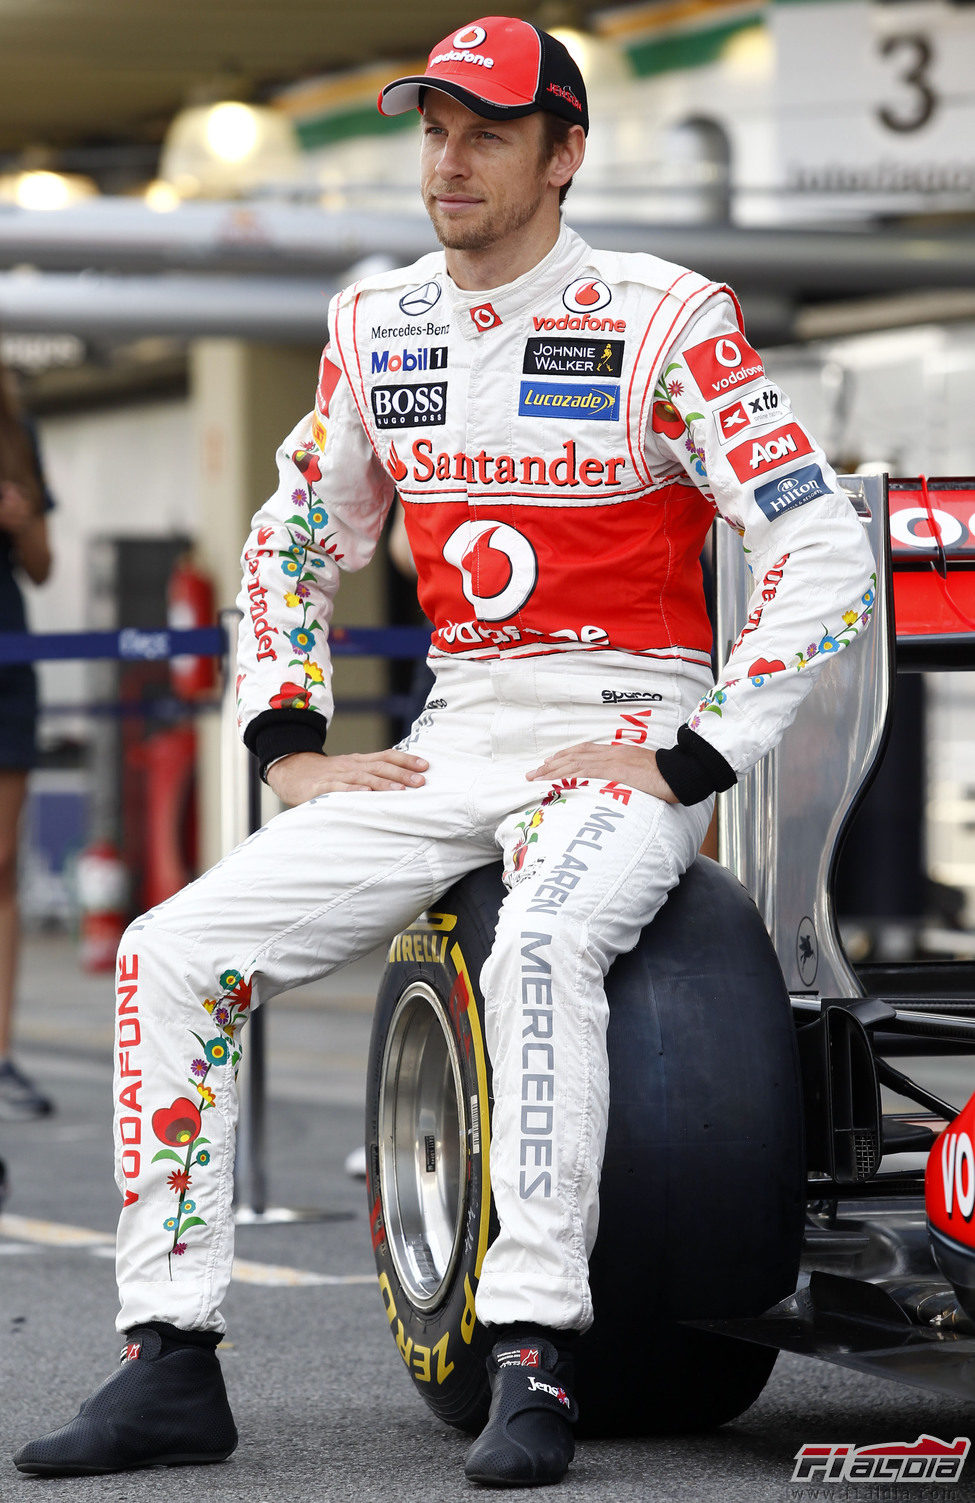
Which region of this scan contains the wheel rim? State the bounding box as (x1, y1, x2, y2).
(378, 980, 467, 1310)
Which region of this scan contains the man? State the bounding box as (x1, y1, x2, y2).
(14, 16, 876, 1489)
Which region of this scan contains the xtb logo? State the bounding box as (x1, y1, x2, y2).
(442, 520, 537, 620)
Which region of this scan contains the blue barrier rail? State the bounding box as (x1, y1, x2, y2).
(0, 624, 432, 665)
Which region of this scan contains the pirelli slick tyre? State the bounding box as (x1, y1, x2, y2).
(366, 857, 804, 1438)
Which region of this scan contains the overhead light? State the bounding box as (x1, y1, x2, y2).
(0, 169, 98, 211)
(159, 101, 300, 199)
(143, 179, 181, 213)
(205, 102, 260, 163)
(548, 25, 630, 89)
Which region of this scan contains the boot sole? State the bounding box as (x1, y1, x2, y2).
(15, 1448, 235, 1477)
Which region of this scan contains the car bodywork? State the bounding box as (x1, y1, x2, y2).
(705, 472, 975, 1401)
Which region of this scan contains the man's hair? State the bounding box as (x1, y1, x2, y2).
(540, 113, 575, 206)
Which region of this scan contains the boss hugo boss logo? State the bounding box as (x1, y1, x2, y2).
(470, 302, 502, 332)
(398, 282, 442, 317)
(523, 337, 624, 379)
(371, 383, 448, 429)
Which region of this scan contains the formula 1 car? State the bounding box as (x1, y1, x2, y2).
(365, 473, 975, 1435)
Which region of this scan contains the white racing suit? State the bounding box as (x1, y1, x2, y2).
(113, 224, 876, 1335)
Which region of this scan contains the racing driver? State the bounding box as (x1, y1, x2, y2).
(15, 14, 876, 1490)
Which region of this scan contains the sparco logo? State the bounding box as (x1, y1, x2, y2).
(371, 383, 447, 429)
(399, 282, 442, 316)
(791, 1435, 969, 1485)
(371, 346, 447, 375)
(443, 519, 538, 620)
(684, 333, 765, 401)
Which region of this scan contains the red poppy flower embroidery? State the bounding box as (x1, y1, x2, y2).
(151, 1097, 202, 1147)
(269, 681, 310, 711)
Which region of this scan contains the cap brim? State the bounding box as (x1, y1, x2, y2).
(378, 75, 539, 121)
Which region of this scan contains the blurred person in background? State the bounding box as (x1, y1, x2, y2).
(15, 16, 875, 1489)
(0, 356, 53, 1120)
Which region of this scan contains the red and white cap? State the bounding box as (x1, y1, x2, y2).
(378, 16, 588, 134)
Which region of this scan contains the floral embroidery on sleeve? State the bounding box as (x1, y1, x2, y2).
(265, 476, 347, 713)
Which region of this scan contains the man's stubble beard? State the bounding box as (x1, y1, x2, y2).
(425, 178, 548, 253)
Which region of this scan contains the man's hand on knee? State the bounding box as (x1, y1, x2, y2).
(526, 743, 679, 804)
(266, 750, 428, 806)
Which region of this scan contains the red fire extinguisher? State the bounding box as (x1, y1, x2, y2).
(167, 550, 217, 699)
(76, 840, 129, 973)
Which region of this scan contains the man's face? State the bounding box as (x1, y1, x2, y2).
(420, 92, 557, 255)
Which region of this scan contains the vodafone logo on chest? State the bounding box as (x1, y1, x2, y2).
(726, 422, 813, 482)
(684, 334, 765, 401)
(563, 278, 612, 314)
(442, 519, 538, 620)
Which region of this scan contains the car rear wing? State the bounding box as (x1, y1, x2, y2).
(716, 471, 895, 1000)
(717, 473, 975, 999)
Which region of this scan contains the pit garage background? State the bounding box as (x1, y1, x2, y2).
(0, 0, 972, 958)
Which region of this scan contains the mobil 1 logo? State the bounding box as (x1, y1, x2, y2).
(523, 337, 624, 379)
(371, 382, 448, 430)
(371, 346, 447, 376)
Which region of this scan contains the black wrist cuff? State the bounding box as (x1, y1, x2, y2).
(243, 709, 328, 780)
(655, 725, 737, 806)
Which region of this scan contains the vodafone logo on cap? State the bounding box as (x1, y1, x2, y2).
(453, 24, 487, 47)
(563, 279, 612, 314)
(443, 519, 538, 620)
(684, 333, 765, 402)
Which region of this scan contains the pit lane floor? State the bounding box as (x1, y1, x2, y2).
(2, 933, 973, 1503)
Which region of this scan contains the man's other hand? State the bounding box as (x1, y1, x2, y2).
(267, 750, 428, 807)
(526, 743, 679, 804)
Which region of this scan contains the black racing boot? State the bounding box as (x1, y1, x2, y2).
(465, 1333, 579, 1487)
(12, 1322, 237, 1476)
